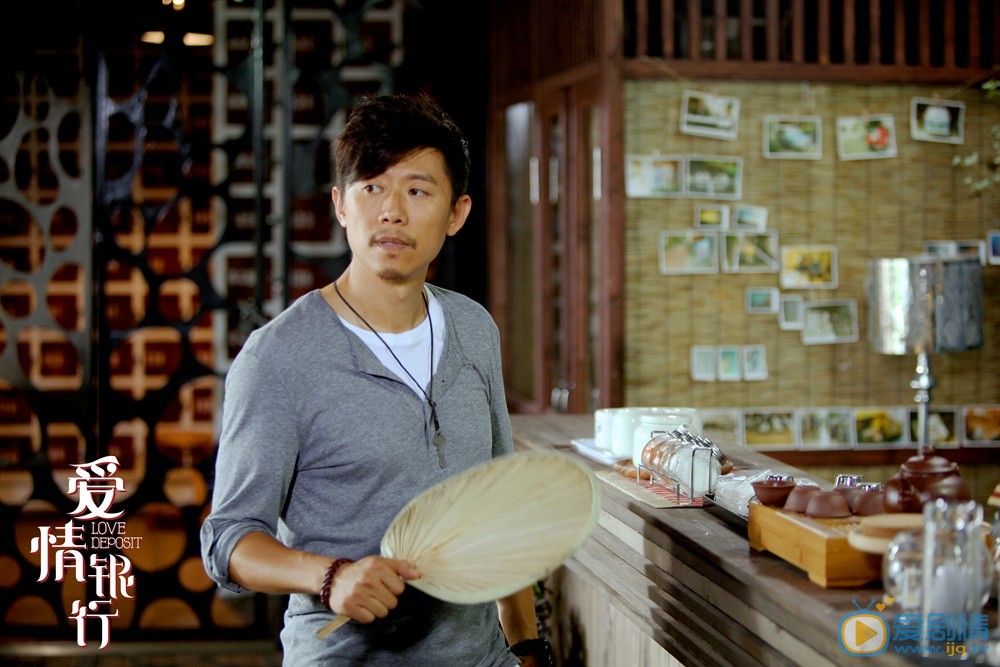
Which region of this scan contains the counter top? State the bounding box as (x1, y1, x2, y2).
(511, 414, 995, 667)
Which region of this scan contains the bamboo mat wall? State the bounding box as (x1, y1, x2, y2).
(624, 80, 1000, 410)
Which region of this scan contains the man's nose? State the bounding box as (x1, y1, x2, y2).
(379, 190, 405, 224)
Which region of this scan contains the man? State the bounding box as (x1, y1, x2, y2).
(200, 94, 550, 666)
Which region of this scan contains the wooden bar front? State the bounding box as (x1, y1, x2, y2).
(511, 414, 984, 667)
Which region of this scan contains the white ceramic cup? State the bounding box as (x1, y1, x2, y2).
(593, 408, 619, 454)
(628, 408, 703, 465)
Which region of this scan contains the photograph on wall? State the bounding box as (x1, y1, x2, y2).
(907, 406, 960, 448)
(700, 409, 743, 445)
(680, 90, 740, 140)
(988, 231, 1000, 265)
(694, 203, 730, 230)
(855, 407, 909, 447)
(801, 300, 858, 345)
(745, 287, 779, 314)
(658, 230, 719, 274)
(742, 408, 797, 450)
(742, 345, 768, 381)
(733, 204, 768, 230)
(779, 244, 838, 288)
(721, 231, 779, 273)
(910, 97, 965, 144)
(924, 239, 959, 257)
(957, 239, 987, 265)
(625, 154, 685, 197)
(685, 156, 743, 200)
(690, 345, 717, 381)
(762, 115, 822, 159)
(717, 346, 742, 381)
(778, 293, 804, 330)
(836, 114, 898, 160)
(962, 405, 1000, 445)
(798, 408, 855, 449)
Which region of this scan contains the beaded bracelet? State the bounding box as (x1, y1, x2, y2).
(319, 557, 354, 609)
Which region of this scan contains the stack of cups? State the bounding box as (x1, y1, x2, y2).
(593, 407, 702, 463)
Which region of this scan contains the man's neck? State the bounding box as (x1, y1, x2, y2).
(324, 268, 428, 333)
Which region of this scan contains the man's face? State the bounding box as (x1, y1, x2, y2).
(332, 148, 471, 285)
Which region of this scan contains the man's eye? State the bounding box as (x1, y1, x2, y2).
(410, 188, 427, 196)
(363, 184, 380, 193)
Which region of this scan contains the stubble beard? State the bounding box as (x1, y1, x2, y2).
(376, 267, 408, 283)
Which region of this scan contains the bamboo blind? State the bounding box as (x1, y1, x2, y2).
(623, 79, 1000, 410)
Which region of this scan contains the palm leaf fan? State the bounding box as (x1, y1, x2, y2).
(317, 450, 601, 638)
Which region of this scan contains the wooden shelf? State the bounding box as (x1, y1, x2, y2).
(769, 447, 1000, 467)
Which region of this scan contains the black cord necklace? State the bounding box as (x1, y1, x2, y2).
(333, 281, 446, 468)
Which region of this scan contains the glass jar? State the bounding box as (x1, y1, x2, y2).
(920, 499, 993, 657)
(883, 530, 923, 612)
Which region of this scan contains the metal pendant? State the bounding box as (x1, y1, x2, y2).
(433, 432, 446, 467)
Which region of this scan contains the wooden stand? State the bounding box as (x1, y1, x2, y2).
(748, 503, 883, 588)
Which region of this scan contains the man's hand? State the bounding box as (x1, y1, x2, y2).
(326, 556, 419, 623)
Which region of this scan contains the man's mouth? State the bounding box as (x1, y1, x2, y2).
(372, 236, 413, 251)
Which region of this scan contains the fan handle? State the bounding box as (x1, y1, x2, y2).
(315, 614, 349, 638)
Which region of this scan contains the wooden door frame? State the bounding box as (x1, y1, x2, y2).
(565, 76, 602, 413)
(533, 84, 567, 412)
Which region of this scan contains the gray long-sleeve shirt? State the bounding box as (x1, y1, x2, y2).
(201, 286, 518, 666)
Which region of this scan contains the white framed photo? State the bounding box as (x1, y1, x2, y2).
(694, 203, 730, 230)
(778, 293, 804, 330)
(742, 345, 768, 381)
(743, 408, 798, 450)
(685, 156, 743, 200)
(855, 407, 909, 448)
(957, 239, 986, 265)
(721, 231, 780, 273)
(907, 406, 961, 448)
(690, 345, 717, 381)
(659, 230, 719, 274)
(910, 97, 965, 144)
(625, 154, 685, 198)
(780, 244, 838, 289)
(700, 409, 744, 445)
(962, 405, 1000, 445)
(797, 407, 855, 449)
(680, 90, 740, 141)
(717, 346, 742, 381)
(746, 287, 779, 314)
(924, 240, 959, 257)
(836, 114, 898, 160)
(763, 115, 822, 159)
(801, 300, 859, 345)
(733, 204, 768, 231)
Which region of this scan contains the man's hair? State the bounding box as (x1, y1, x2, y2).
(332, 93, 470, 205)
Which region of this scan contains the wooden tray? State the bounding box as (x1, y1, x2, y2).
(747, 503, 883, 588)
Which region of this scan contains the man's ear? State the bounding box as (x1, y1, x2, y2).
(446, 194, 472, 237)
(332, 187, 347, 227)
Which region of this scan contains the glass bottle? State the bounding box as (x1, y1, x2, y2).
(920, 499, 988, 657)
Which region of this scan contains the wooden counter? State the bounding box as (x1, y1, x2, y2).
(512, 414, 993, 667)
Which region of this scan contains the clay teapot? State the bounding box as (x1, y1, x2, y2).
(883, 445, 962, 512)
(899, 445, 960, 494)
(923, 474, 972, 503)
(883, 474, 922, 513)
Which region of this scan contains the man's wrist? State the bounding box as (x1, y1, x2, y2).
(509, 638, 553, 665)
(319, 558, 354, 609)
